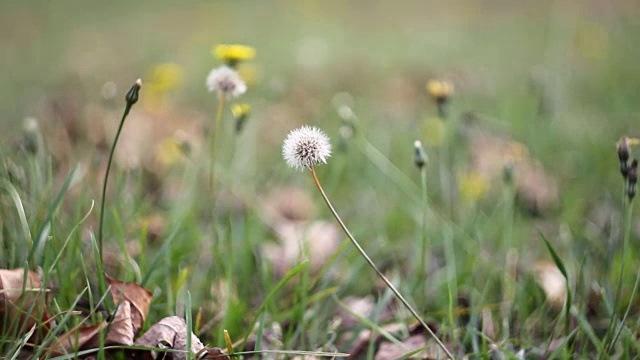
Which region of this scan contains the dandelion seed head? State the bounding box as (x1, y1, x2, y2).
(283, 126, 332, 170)
(206, 65, 247, 99)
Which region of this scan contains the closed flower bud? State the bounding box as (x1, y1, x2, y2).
(125, 78, 142, 106)
(413, 140, 427, 169)
(617, 137, 630, 162)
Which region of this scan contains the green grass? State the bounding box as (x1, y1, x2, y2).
(2, 0, 640, 358)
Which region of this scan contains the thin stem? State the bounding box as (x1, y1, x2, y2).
(610, 267, 640, 351)
(501, 182, 515, 340)
(98, 103, 132, 263)
(419, 166, 428, 277)
(310, 166, 454, 360)
(210, 95, 226, 194)
(605, 198, 634, 354)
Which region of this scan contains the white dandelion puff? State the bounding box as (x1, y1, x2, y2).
(282, 126, 332, 170)
(205, 65, 247, 99)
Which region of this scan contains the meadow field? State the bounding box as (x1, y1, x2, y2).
(1, 0, 640, 358)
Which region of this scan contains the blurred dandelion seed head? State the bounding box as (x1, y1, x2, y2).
(206, 65, 247, 99)
(283, 126, 332, 170)
(213, 44, 256, 66)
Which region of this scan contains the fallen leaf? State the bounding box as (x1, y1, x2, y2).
(49, 300, 135, 356)
(106, 300, 135, 346)
(50, 324, 103, 356)
(261, 186, 316, 224)
(338, 296, 375, 328)
(134, 316, 205, 360)
(0, 268, 49, 334)
(533, 261, 567, 309)
(264, 220, 341, 277)
(105, 274, 153, 334)
(375, 334, 424, 359)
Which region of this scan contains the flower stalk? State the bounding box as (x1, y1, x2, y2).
(98, 79, 141, 263)
(309, 166, 454, 359)
(283, 125, 453, 359)
(210, 95, 225, 193)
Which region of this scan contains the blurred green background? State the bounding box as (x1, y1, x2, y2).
(2, 0, 640, 355)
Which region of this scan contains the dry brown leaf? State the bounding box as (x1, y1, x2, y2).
(341, 322, 406, 357)
(261, 186, 316, 224)
(105, 274, 153, 334)
(264, 220, 341, 277)
(105, 300, 135, 346)
(375, 334, 425, 359)
(338, 296, 375, 328)
(481, 306, 496, 340)
(0, 268, 49, 333)
(50, 300, 136, 356)
(533, 260, 567, 309)
(375, 323, 455, 360)
(243, 321, 283, 354)
(50, 324, 103, 356)
(134, 316, 205, 360)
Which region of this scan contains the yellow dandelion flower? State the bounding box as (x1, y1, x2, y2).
(231, 103, 251, 118)
(507, 141, 530, 163)
(232, 103, 252, 133)
(458, 172, 489, 203)
(147, 63, 184, 93)
(143, 63, 184, 111)
(628, 137, 640, 146)
(213, 44, 256, 66)
(156, 137, 189, 167)
(422, 116, 446, 147)
(427, 79, 454, 102)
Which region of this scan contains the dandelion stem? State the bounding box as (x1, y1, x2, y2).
(98, 102, 133, 264)
(611, 266, 640, 352)
(419, 165, 429, 278)
(210, 95, 226, 195)
(604, 197, 634, 355)
(310, 166, 454, 360)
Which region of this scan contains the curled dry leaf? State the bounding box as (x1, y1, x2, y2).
(50, 323, 103, 356)
(0, 268, 49, 333)
(105, 274, 153, 334)
(106, 300, 135, 346)
(134, 316, 205, 360)
(49, 300, 135, 356)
